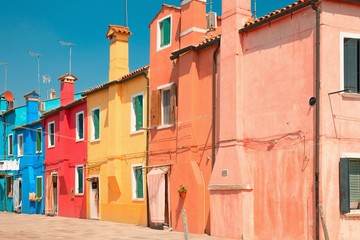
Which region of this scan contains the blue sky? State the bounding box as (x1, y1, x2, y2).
(0, 0, 294, 105)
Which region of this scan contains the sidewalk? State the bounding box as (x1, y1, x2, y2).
(0, 212, 228, 240)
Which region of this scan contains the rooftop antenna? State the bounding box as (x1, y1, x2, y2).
(0, 62, 8, 91)
(58, 40, 74, 73)
(28, 51, 41, 97)
(42, 74, 51, 100)
(124, 0, 128, 27)
(253, 0, 257, 18)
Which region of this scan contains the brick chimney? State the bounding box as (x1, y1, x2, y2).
(106, 25, 131, 81)
(180, 0, 207, 47)
(57, 73, 77, 106)
(23, 91, 40, 123)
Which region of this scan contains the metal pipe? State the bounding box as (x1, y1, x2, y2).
(144, 72, 150, 227)
(212, 41, 220, 169)
(311, 1, 320, 239)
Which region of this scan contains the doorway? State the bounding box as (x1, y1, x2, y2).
(89, 176, 99, 219)
(52, 173, 58, 215)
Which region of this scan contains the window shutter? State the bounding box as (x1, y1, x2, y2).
(78, 114, 84, 139)
(36, 177, 42, 198)
(93, 109, 100, 139)
(77, 167, 83, 193)
(170, 84, 177, 124)
(36, 129, 41, 152)
(50, 124, 55, 146)
(163, 18, 171, 46)
(136, 168, 143, 198)
(340, 158, 350, 213)
(151, 90, 161, 127)
(349, 159, 360, 203)
(135, 95, 143, 131)
(344, 38, 358, 93)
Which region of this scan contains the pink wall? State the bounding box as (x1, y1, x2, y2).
(44, 101, 87, 219)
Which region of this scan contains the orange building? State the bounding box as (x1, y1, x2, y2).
(147, 0, 221, 234)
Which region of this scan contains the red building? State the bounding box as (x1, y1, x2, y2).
(43, 73, 87, 218)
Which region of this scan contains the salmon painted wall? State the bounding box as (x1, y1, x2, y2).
(85, 75, 148, 226)
(44, 100, 87, 219)
(149, 1, 221, 234)
(318, 1, 360, 239)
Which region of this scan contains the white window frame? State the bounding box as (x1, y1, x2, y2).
(90, 107, 100, 142)
(75, 165, 84, 195)
(157, 14, 172, 51)
(131, 164, 144, 201)
(36, 128, 42, 154)
(130, 92, 144, 134)
(8, 134, 13, 156)
(17, 134, 23, 157)
(76, 111, 84, 141)
(48, 121, 55, 148)
(340, 32, 360, 93)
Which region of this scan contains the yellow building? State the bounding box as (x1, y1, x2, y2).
(84, 25, 149, 226)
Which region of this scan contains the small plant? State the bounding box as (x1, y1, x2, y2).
(178, 185, 187, 193)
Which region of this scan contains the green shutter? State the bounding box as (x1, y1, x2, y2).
(36, 177, 42, 198)
(49, 123, 55, 146)
(135, 95, 143, 131)
(349, 159, 360, 203)
(77, 167, 84, 194)
(78, 113, 84, 139)
(344, 38, 359, 93)
(36, 129, 42, 152)
(93, 109, 99, 140)
(136, 168, 143, 198)
(340, 158, 350, 213)
(163, 17, 170, 46)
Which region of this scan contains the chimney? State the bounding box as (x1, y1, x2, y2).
(180, 0, 207, 47)
(57, 73, 77, 106)
(23, 91, 40, 123)
(49, 89, 56, 99)
(106, 25, 131, 81)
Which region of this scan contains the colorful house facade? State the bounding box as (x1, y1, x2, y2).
(148, 0, 221, 234)
(84, 25, 149, 225)
(43, 73, 87, 218)
(209, 0, 360, 239)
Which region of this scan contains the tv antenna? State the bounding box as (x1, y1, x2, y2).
(253, 0, 257, 18)
(28, 51, 42, 96)
(0, 62, 8, 91)
(124, 0, 128, 27)
(59, 40, 74, 73)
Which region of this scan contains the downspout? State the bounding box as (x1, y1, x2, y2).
(144, 72, 150, 227)
(311, 1, 320, 239)
(212, 41, 220, 169)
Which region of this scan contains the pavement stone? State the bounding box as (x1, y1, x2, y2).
(0, 212, 230, 240)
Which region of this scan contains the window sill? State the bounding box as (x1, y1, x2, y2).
(132, 198, 144, 202)
(157, 124, 174, 130)
(75, 193, 84, 196)
(48, 145, 55, 149)
(157, 44, 171, 52)
(76, 139, 84, 143)
(341, 92, 360, 100)
(345, 211, 360, 217)
(90, 139, 100, 143)
(130, 130, 144, 135)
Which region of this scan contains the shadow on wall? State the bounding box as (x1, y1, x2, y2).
(108, 176, 121, 202)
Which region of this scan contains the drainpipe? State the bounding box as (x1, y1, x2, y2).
(145, 72, 150, 227)
(311, 1, 320, 239)
(212, 41, 220, 169)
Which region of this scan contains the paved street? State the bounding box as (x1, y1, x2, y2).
(0, 212, 228, 240)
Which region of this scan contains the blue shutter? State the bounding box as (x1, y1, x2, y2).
(340, 158, 350, 213)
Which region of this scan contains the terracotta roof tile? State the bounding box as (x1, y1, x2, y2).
(57, 73, 78, 81)
(243, 0, 310, 28)
(162, 3, 180, 10)
(106, 25, 132, 38)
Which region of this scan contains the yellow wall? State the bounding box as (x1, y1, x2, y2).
(86, 75, 148, 226)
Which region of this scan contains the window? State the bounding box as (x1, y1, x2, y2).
(344, 38, 360, 93)
(75, 165, 84, 194)
(151, 83, 176, 127)
(17, 134, 23, 157)
(91, 108, 100, 141)
(157, 15, 171, 50)
(131, 93, 144, 132)
(8, 134, 13, 156)
(76, 111, 84, 141)
(340, 158, 360, 213)
(132, 165, 144, 200)
(48, 122, 55, 148)
(36, 128, 42, 153)
(36, 176, 42, 198)
(7, 176, 13, 198)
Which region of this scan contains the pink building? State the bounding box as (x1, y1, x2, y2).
(43, 73, 87, 218)
(148, 0, 221, 234)
(209, 0, 360, 239)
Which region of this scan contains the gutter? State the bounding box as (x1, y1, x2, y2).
(311, 1, 321, 239)
(212, 41, 220, 168)
(144, 72, 151, 227)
